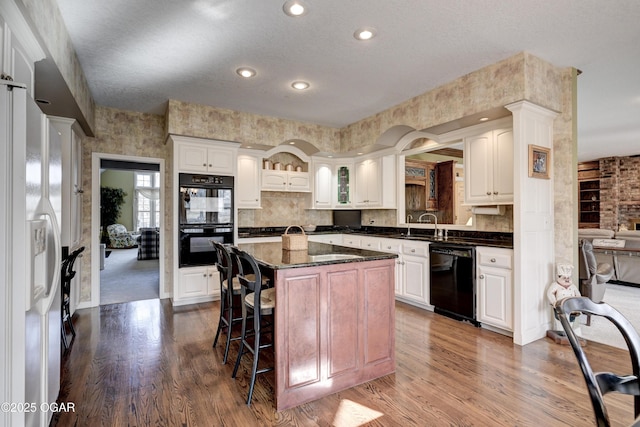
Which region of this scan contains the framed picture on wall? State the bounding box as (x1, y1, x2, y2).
(528, 144, 551, 179)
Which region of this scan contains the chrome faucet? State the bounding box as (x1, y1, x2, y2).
(406, 214, 413, 236)
(418, 213, 438, 238)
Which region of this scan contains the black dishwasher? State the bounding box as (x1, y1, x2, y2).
(429, 243, 478, 325)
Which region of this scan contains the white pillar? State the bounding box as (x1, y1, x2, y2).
(506, 101, 558, 345)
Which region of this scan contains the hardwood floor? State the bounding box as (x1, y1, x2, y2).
(53, 299, 636, 426)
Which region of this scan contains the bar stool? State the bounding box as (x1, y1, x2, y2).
(211, 241, 243, 364)
(229, 247, 275, 405)
(211, 241, 270, 364)
(61, 246, 84, 352)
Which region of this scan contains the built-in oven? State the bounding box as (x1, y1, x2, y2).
(429, 243, 478, 325)
(178, 173, 234, 267)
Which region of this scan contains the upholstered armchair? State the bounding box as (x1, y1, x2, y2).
(137, 227, 159, 260)
(106, 224, 138, 248)
(578, 239, 615, 324)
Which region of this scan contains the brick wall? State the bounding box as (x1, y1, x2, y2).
(600, 156, 640, 230)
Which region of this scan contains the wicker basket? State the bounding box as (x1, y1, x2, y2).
(282, 249, 308, 264)
(282, 225, 307, 250)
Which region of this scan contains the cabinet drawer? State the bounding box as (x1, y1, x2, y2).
(477, 248, 512, 269)
(379, 239, 401, 253)
(360, 236, 381, 250)
(402, 243, 429, 257)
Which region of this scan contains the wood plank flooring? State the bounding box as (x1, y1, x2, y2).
(52, 299, 636, 426)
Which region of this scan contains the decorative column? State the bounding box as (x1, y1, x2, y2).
(506, 101, 558, 345)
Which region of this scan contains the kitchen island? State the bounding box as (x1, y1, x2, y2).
(237, 241, 397, 411)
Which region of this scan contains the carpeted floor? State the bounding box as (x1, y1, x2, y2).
(100, 247, 159, 305)
(578, 282, 640, 349)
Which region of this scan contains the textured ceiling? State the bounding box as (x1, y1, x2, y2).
(54, 0, 640, 161)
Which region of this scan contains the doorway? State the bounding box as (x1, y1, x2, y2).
(91, 153, 166, 307)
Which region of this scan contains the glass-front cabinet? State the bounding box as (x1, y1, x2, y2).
(336, 165, 351, 206)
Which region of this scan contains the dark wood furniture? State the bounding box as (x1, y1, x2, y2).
(237, 241, 397, 411)
(230, 247, 276, 405)
(61, 246, 84, 352)
(578, 160, 601, 229)
(211, 241, 242, 364)
(555, 297, 640, 426)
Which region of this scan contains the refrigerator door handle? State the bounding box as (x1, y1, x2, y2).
(34, 198, 62, 314)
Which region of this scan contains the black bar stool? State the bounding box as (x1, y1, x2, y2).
(61, 246, 84, 352)
(211, 241, 244, 364)
(229, 247, 275, 405)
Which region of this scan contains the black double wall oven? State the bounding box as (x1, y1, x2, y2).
(178, 173, 234, 267)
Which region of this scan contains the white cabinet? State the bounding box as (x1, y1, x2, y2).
(464, 128, 513, 205)
(262, 170, 310, 192)
(173, 136, 238, 175)
(237, 153, 261, 208)
(360, 235, 381, 250)
(355, 155, 396, 208)
(398, 242, 431, 307)
(355, 157, 381, 207)
(176, 266, 220, 305)
(50, 116, 84, 249)
(313, 162, 333, 208)
(341, 235, 362, 248)
(308, 234, 343, 245)
(476, 246, 513, 331)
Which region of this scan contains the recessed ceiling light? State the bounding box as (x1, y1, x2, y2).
(354, 27, 376, 41)
(479, 117, 489, 122)
(236, 67, 256, 78)
(291, 81, 310, 90)
(289, 141, 296, 145)
(283, 1, 307, 17)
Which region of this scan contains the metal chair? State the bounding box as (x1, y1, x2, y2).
(229, 247, 275, 406)
(61, 246, 85, 352)
(555, 297, 640, 426)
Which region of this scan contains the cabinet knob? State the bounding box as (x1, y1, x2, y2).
(387, 246, 392, 249)
(203, 273, 207, 277)
(209, 273, 213, 277)
(411, 249, 416, 253)
(486, 191, 491, 195)
(493, 191, 498, 195)
(209, 164, 212, 167)
(203, 163, 207, 167)
(479, 274, 485, 279)
(491, 258, 496, 263)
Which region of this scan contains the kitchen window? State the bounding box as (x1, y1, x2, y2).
(134, 172, 160, 230)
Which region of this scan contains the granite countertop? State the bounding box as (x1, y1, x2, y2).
(238, 226, 513, 249)
(237, 241, 397, 270)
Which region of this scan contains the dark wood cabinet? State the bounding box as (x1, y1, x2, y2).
(405, 159, 437, 211)
(578, 161, 600, 228)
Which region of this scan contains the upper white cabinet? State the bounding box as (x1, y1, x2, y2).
(476, 246, 513, 332)
(313, 162, 333, 208)
(49, 116, 84, 249)
(354, 154, 396, 209)
(173, 136, 238, 175)
(464, 128, 513, 205)
(262, 170, 310, 192)
(237, 153, 261, 208)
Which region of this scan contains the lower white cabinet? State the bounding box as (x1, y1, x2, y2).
(175, 266, 220, 305)
(398, 242, 430, 307)
(308, 234, 343, 245)
(476, 246, 513, 331)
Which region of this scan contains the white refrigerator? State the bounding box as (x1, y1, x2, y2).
(1, 79, 63, 427)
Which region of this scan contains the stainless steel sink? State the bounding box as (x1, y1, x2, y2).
(309, 254, 364, 262)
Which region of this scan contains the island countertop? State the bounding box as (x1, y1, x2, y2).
(237, 241, 397, 269)
(237, 240, 397, 411)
